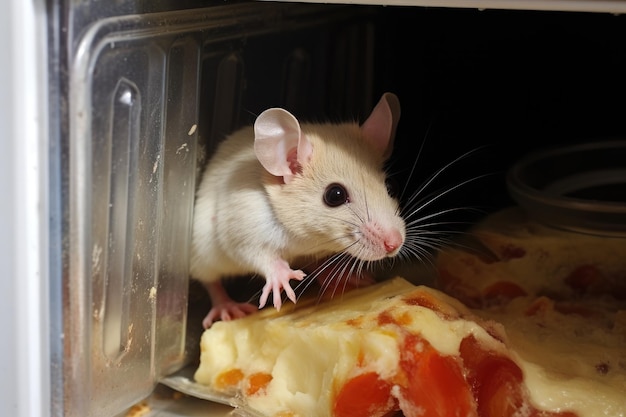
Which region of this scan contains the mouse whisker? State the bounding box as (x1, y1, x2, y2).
(242, 274, 266, 306)
(404, 215, 476, 244)
(316, 254, 351, 301)
(404, 233, 455, 252)
(327, 258, 354, 300)
(292, 273, 319, 298)
(406, 143, 493, 196)
(396, 119, 432, 203)
(363, 194, 372, 223)
(401, 148, 478, 210)
(338, 256, 368, 297)
(315, 250, 371, 303)
(285, 230, 356, 258)
(302, 250, 350, 282)
(322, 213, 363, 231)
(404, 206, 483, 228)
(405, 225, 473, 240)
(397, 154, 494, 268)
(344, 203, 367, 226)
(399, 238, 438, 263)
(402, 173, 491, 220)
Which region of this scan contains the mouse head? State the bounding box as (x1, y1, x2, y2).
(253, 93, 405, 261)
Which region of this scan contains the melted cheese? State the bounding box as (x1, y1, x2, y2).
(194, 276, 625, 417)
(437, 208, 626, 301)
(195, 279, 489, 416)
(477, 297, 626, 416)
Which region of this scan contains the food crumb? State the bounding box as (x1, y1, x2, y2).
(125, 401, 150, 417)
(149, 286, 157, 301)
(176, 143, 188, 154)
(152, 155, 161, 174)
(92, 244, 103, 274)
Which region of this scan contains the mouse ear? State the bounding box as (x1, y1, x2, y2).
(254, 108, 313, 184)
(360, 92, 401, 160)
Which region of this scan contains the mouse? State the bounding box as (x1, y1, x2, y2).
(190, 92, 406, 328)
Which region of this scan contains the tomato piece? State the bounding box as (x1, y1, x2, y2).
(460, 335, 525, 417)
(333, 372, 397, 417)
(377, 310, 398, 326)
(436, 270, 482, 308)
(482, 281, 527, 301)
(214, 368, 244, 390)
(533, 411, 579, 417)
(564, 265, 604, 294)
(246, 372, 273, 395)
(403, 291, 460, 320)
(478, 358, 525, 416)
(524, 296, 554, 316)
(460, 335, 580, 417)
(499, 244, 526, 260)
(397, 334, 477, 417)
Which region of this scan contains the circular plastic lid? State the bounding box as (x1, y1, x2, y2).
(506, 140, 626, 237)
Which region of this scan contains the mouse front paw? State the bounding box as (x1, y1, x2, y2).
(259, 259, 306, 311)
(203, 301, 258, 329)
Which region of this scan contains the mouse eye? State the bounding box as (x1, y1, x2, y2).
(323, 183, 349, 207)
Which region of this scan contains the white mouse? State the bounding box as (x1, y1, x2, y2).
(190, 93, 406, 328)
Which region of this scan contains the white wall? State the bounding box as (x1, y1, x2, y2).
(0, 1, 50, 416)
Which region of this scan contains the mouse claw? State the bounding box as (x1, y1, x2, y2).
(202, 301, 258, 328)
(259, 260, 306, 310)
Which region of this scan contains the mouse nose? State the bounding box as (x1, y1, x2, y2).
(384, 229, 403, 254)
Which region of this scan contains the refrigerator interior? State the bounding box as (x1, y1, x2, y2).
(4, 0, 624, 416)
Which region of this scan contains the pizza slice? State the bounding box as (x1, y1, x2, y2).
(437, 207, 626, 306)
(193, 208, 626, 417)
